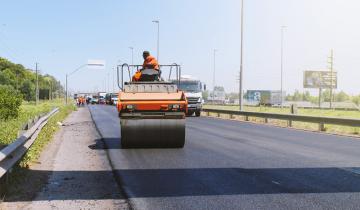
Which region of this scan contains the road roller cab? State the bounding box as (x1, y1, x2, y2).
(117, 64, 187, 148)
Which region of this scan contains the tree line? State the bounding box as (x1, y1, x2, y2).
(0, 57, 63, 101)
(203, 87, 360, 106)
(286, 90, 360, 105)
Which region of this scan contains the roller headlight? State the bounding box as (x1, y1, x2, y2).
(169, 104, 181, 110)
(126, 105, 135, 110)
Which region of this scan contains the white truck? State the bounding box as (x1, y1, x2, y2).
(177, 75, 205, 117)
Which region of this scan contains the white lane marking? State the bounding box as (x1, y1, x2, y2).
(342, 168, 360, 176)
(271, 181, 281, 185)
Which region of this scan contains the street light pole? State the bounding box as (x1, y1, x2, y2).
(152, 20, 160, 62)
(239, 0, 244, 110)
(212, 49, 217, 102)
(65, 64, 88, 105)
(65, 73, 68, 104)
(329, 49, 334, 109)
(129, 47, 134, 74)
(280, 26, 287, 108)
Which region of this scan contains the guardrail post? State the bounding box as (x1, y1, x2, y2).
(265, 118, 269, 123)
(288, 120, 292, 127)
(319, 123, 325, 131)
(245, 115, 249, 121)
(217, 113, 220, 118)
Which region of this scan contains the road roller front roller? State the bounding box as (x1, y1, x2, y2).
(117, 64, 187, 148)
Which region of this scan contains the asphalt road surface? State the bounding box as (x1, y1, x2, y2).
(89, 105, 360, 210)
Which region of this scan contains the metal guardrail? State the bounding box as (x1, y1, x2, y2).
(202, 108, 360, 131)
(0, 108, 59, 179)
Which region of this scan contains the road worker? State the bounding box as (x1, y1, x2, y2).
(81, 96, 86, 106)
(132, 51, 159, 81)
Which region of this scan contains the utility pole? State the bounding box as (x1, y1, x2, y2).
(328, 49, 334, 109)
(212, 49, 217, 102)
(112, 67, 115, 93)
(280, 26, 287, 108)
(107, 72, 110, 93)
(239, 0, 244, 110)
(319, 88, 322, 108)
(65, 74, 68, 104)
(35, 62, 39, 105)
(152, 20, 160, 62)
(49, 80, 52, 100)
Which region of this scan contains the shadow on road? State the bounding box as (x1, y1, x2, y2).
(88, 138, 121, 150)
(114, 167, 360, 198)
(4, 169, 123, 202)
(5, 167, 360, 201)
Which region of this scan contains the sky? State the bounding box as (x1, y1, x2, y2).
(0, 0, 359, 95)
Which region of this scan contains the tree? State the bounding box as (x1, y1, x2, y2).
(0, 57, 63, 101)
(335, 91, 349, 102)
(0, 85, 22, 120)
(20, 80, 35, 101)
(352, 95, 360, 106)
(202, 90, 209, 100)
(303, 91, 311, 101)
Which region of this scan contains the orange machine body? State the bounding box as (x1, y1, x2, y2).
(117, 91, 188, 113)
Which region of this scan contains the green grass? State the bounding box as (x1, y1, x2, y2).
(2, 103, 75, 198)
(203, 104, 360, 136)
(203, 104, 360, 118)
(18, 104, 75, 168)
(0, 100, 66, 146)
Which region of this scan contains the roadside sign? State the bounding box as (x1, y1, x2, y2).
(303, 71, 337, 89)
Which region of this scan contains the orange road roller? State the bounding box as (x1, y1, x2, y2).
(117, 64, 187, 148)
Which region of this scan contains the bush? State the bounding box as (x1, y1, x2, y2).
(0, 85, 22, 120)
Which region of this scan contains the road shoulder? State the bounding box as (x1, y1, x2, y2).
(1, 107, 129, 210)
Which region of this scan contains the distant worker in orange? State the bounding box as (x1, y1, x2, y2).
(132, 51, 159, 81)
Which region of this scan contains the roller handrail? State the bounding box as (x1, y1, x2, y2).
(117, 63, 182, 89)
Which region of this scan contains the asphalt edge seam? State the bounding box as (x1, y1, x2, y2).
(87, 106, 133, 210)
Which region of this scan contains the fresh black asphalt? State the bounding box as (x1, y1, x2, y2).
(89, 105, 360, 210)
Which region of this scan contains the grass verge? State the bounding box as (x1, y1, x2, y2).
(0, 100, 67, 147)
(1, 103, 75, 200)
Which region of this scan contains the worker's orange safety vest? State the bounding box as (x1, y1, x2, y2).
(143, 56, 159, 70)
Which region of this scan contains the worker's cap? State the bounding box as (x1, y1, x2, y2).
(143, 51, 150, 56)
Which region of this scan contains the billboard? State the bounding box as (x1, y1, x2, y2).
(246, 90, 284, 105)
(303, 71, 337, 89)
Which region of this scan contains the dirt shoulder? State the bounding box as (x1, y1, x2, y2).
(1, 107, 129, 210)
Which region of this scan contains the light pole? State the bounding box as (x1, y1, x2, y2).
(212, 49, 218, 102)
(129, 47, 134, 74)
(65, 62, 104, 104)
(280, 26, 287, 108)
(66, 64, 87, 104)
(152, 20, 160, 62)
(114, 59, 121, 92)
(107, 72, 110, 93)
(239, 0, 244, 110)
(112, 67, 115, 93)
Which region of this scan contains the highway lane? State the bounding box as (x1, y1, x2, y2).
(88, 105, 360, 210)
